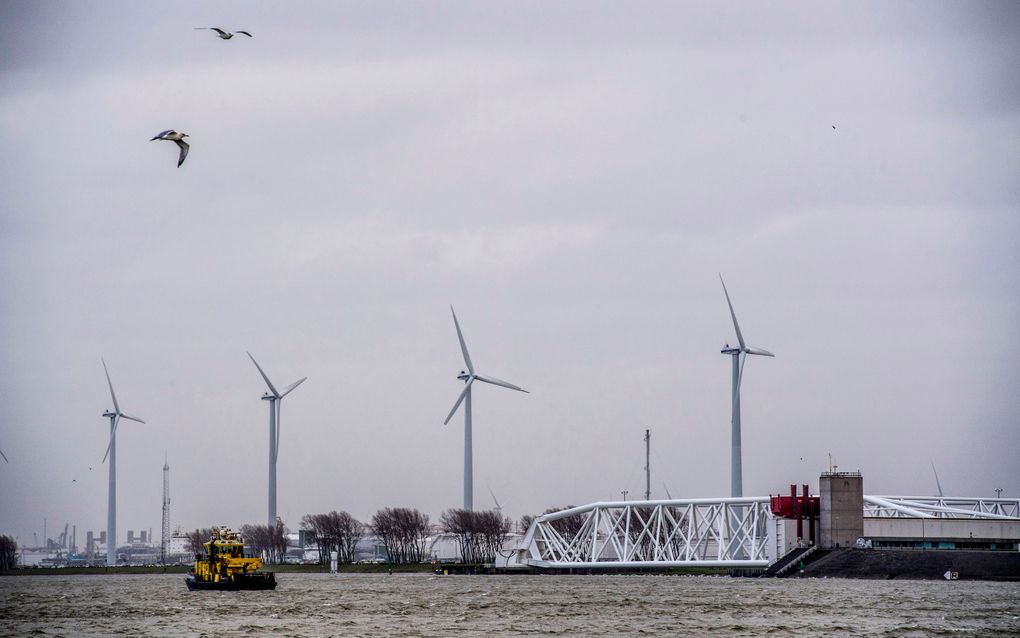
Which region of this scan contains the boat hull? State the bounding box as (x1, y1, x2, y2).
(185, 573, 277, 591)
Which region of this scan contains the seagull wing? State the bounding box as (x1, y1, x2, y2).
(209, 27, 229, 36)
(175, 139, 190, 167)
(151, 129, 174, 141)
(235, 31, 253, 37)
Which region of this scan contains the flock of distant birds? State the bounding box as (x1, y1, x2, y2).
(150, 28, 252, 168)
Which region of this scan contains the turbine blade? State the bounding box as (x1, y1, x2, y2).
(474, 374, 528, 393)
(450, 305, 474, 375)
(746, 347, 775, 357)
(488, 486, 502, 509)
(931, 460, 944, 497)
(281, 377, 307, 398)
(732, 352, 747, 414)
(120, 413, 146, 424)
(102, 415, 120, 464)
(102, 358, 121, 414)
(662, 482, 673, 500)
(0, 448, 8, 463)
(247, 351, 281, 397)
(719, 275, 746, 350)
(443, 376, 474, 424)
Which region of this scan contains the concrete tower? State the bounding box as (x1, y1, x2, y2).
(819, 471, 864, 549)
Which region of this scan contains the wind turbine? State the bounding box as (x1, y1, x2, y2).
(99, 359, 146, 567)
(719, 276, 774, 498)
(488, 486, 507, 515)
(444, 306, 528, 511)
(662, 482, 674, 500)
(247, 352, 306, 528)
(0, 447, 7, 463)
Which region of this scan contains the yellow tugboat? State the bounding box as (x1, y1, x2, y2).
(185, 527, 277, 591)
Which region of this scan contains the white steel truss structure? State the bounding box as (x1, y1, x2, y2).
(515, 495, 1020, 570)
(519, 498, 779, 569)
(864, 496, 1020, 520)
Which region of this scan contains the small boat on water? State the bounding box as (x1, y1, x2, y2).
(185, 527, 277, 591)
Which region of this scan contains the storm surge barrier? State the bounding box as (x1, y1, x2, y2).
(518, 498, 778, 569)
(863, 496, 1020, 520)
(514, 495, 1020, 570)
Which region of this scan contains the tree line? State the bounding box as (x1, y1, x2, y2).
(180, 505, 583, 566)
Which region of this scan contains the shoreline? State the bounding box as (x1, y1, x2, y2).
(0, 563, 438, 576)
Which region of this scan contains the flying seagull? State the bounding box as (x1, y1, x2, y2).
(150, 129, 190, 167)
(195, 27, 252, 39)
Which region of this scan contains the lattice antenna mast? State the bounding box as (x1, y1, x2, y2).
(161, 453, 170, 564)
(644, 429, 651, 501)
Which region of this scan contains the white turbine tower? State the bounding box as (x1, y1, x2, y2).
(719, 276, 774, 498)
(247, 352, 306, 528)
(99, 359, 146, 567)
(444, 306, 528, 511)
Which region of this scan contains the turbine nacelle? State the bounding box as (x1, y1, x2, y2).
(719, 275, 775, 399)
(443, 306, 528, 425)
(100, 359, 146, 464)
(247, 351, 306, 400)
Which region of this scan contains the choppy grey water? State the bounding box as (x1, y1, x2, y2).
(1, 573, 1018, 637)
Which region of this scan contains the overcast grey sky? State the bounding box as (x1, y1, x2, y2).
(1, 1, 1018, 546)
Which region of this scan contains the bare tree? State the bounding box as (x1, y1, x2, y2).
(301, 511, 365, 565)
(371, 507, 430, 564)
(240, 519, 289, 564)
(440, 509, 511, 564)
(337, 511, 365, 563)
(440, 508, 474, 562)
(239, 524, 267, 560)
(186, 528, 215, 557)
(300, 514, 326, 564)
(0, 535, 17, 569)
